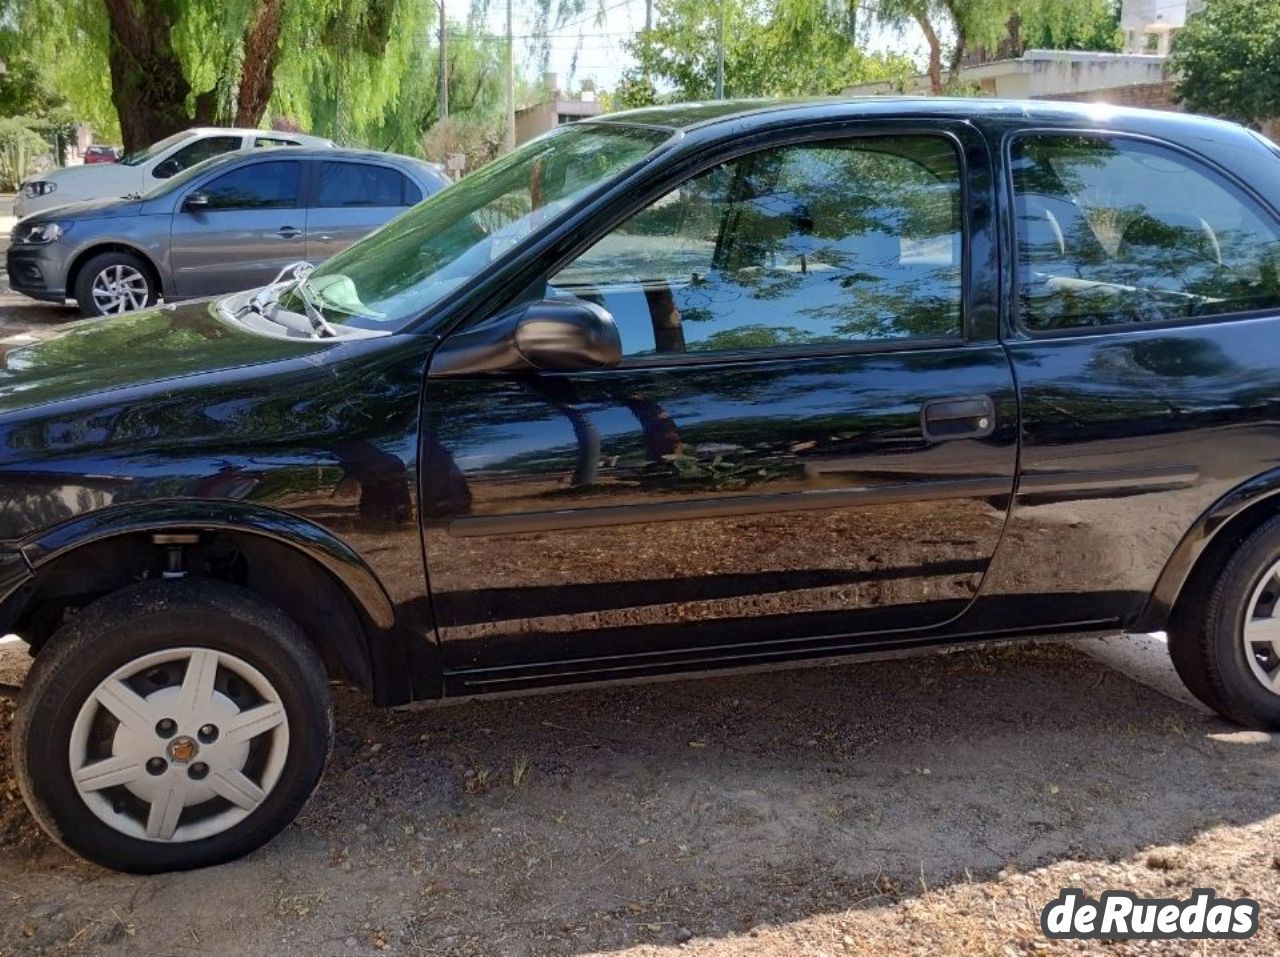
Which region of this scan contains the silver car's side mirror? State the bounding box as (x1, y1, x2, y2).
(429, 299, 622, 377)
(184, 191, 210, 210)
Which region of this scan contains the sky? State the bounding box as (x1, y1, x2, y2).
(473, 0, 932, 94)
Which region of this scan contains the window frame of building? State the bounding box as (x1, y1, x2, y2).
(1005, 128, 1280, 339)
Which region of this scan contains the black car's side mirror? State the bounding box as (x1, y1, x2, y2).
(183, 191, 210, 210)
(153, 158, 182, 179)
(428, 299, 622, 378)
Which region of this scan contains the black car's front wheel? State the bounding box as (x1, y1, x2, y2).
(1170, 516, 1280, 730)
(73, 250, 158, 317)
(13, 580, 333, 873)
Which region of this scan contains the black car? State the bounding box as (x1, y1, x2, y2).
(3, 98, 1280, 873)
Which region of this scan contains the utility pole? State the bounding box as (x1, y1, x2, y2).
(437, 0, 448, 120)
(503, 0, 516, 151)
(715, 0, 725, 99)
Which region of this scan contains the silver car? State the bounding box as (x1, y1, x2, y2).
(7, 148, 450, 316)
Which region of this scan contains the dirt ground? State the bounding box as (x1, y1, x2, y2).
(0, 639, 1278, 957)
(2, 292, 1279, 956)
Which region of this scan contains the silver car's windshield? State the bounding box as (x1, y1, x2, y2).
(120, 130, 194, 167)
(283, 123, 672, 331)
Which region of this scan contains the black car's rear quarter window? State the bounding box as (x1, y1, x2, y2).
(1011, 133, 1280, 332)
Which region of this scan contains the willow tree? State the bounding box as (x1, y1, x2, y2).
(6, 0, 431, 150)
(622, 0, 912, 102)
(875, 0, 1123, 95)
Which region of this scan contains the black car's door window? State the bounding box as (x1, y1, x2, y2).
(156, 135, 243, 178)
(199, 160, 302, 210)
(1012, 134, 1280, 332)
(549, 135, 964, 356)
(315, 161, 417, 207)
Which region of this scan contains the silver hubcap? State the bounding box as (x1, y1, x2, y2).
(70, 648, 289, 843)
(1243, 562, 1280, 694)
(89, 263, 149, 314)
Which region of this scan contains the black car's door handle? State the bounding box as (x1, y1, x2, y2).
(921, 395, 996, 441)
(276, 226, 302, 239)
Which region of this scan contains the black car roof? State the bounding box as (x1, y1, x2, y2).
(592, 96, 1251, 143)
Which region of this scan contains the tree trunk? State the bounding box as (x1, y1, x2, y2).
(103, 0, 198, 152)
(942, 0, 967, 89)
(913, 11, 944, 95)
(235, 0, 287, 127)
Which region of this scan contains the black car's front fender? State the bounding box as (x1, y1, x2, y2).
(18, 499, 397, 630)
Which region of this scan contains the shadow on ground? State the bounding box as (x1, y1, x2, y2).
(0, 641, 1277, 955)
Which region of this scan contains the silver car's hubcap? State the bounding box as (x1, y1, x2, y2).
(1243, 562, 1280, 694)
(89, 264, 149, 314)
(69, 648, 290, 843)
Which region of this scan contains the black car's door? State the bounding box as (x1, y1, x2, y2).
(420, 121, 1018, 692)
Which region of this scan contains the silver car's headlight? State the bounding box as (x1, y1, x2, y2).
(12, 221, 69, 244)
(20, 181, 56, 198)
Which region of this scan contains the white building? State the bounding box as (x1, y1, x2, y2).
(1120, 0, 1205, 56)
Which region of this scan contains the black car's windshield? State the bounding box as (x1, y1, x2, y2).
(120, 130, 194, 167)
(287, 123, 671, 331)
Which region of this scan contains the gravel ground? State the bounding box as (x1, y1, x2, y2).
(1, 288, 1278, 956)
(0, 640, 1277, 957)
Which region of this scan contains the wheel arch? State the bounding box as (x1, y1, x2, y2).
(65, 242, 164, 300)
(1137, 469, 1280, 634)
(8, 502, 412, 704)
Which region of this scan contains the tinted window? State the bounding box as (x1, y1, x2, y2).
(316, 161, 415, 207)
(550, 136, 964, 356)
(255, 137, 298, 148)
(1012, 134, 1280, 331)
(200, 160, 301, 210)
(161, 135, 243, 176)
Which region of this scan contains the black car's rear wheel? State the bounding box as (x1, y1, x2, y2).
(1169, 516, 1280, 729)
(73, 250, 158, 317)
(13, 580, 332, 873)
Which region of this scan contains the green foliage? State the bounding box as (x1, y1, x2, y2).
(421, 114, 506, 170)
(1018, 0, 1122, 53)
(5, 0, 119, 139)
(621, 0, 913, 102)
(1171, 0, 1280, 126)
(0, 116, 50, 189)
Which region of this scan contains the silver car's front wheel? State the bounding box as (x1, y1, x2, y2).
(89, 263, 151, 314)
(14, 580, 333, 873)
(69, 647, 291, 843)
(72, 250, 159, 317)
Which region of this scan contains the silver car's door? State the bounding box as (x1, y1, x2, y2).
(169, 158, 306, 297)
(304, 160, 422, 261)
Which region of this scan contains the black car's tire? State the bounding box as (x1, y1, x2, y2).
(1169, 516, 1280, 729)
(13, 580, 333, 873)
(72, 250, 159, 317)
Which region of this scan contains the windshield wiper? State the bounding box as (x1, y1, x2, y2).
(292, 276, 339, 338)
(234, 261, 336, 339)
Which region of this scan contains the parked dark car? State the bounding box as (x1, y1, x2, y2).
(4, 98, 1280, 873)
(7, 148, 450, 316)
(82, 145, 121, 165)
